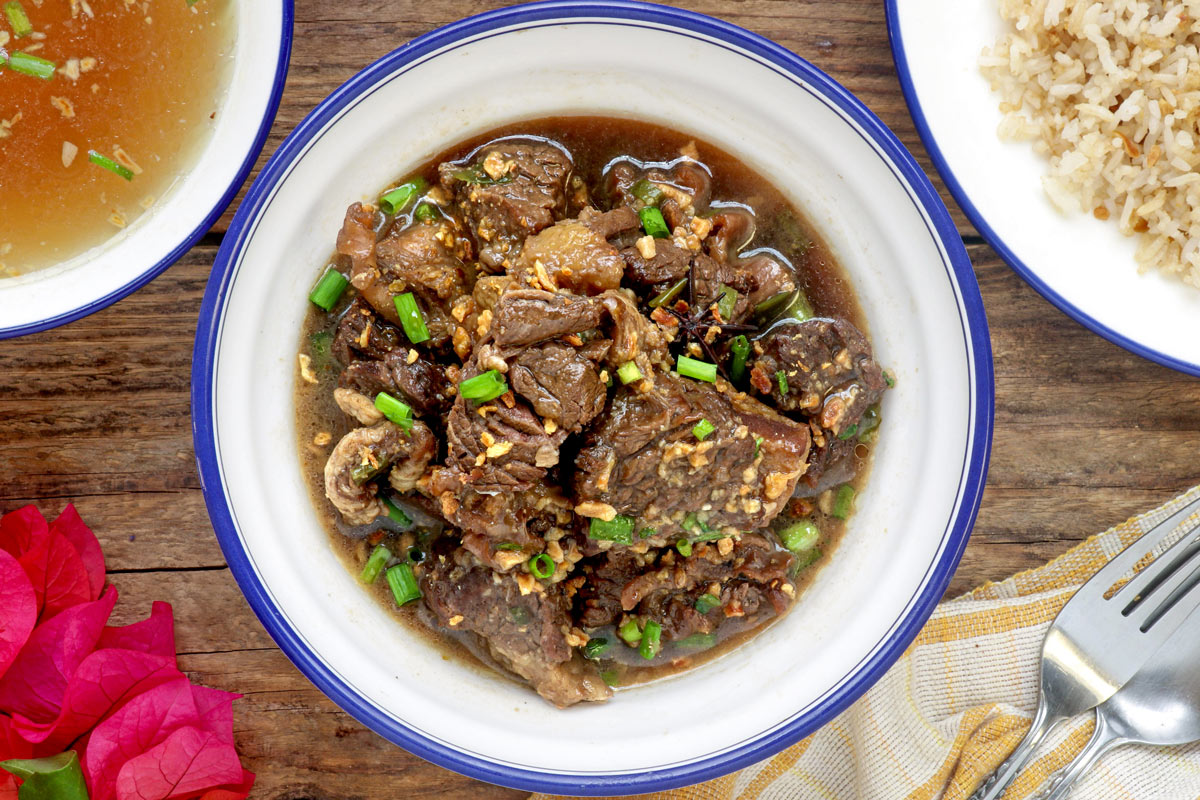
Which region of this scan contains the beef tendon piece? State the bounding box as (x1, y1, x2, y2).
(324, 421, 436, 526)
(439, 139, 573, 271)
(573, 372, 810, 539)
(748, 318, 886, 436)
(421, 548, 610, 707)
(514, 219, 626, 295)
(444, 387, 568, 494)
(338, 348, 454, 416)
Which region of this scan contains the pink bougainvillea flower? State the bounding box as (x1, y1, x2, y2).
(0, 551, 36, 684)
(113, 726, 244, 800)
(0, 715, 34, 799)
(98, 603, 176, 660)
(0, 506, 49, 557)
(49, 506, 106, 601)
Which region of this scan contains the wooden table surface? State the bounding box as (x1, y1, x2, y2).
(3, 1, 1199, 797)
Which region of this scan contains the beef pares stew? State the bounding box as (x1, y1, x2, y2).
(295, 117, 890, 707)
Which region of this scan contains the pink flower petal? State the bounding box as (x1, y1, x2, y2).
(188, 769, 254, 800)
(0, 587, 117, 723)
(0, 714, 33, 761)
(98, 603, 176, 659)
(12, 650, 182, 753)
(113, 726, 243, 800)
(50, 505, 106, 601)
(34, 531, 93, 622)
(0, 550, 37, 683)
(0, 506, 49, 558)
(187, 688, 237, 741)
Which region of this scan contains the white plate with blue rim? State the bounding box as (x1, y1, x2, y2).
(0, 3, 292, 339)
(887, 0, 1200, 376)
(193, 1, 992, 793)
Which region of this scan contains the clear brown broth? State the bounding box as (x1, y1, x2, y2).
(295, 116, 877, 692)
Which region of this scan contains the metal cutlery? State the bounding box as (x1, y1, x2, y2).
(970, 493, 1200, 800)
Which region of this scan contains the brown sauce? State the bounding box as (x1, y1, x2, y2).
(295, 116, 878, 695)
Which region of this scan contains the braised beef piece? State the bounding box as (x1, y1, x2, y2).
(573, 372, 810, 538)
(324, 421, 436, 526)
(421, 547, 609, 707)
(578, 206, 640, 239)
(797, 434, 859, 497)
(492, 289, 604, 348)
(738, 253, 798, 309)
(439, 140, 573, 270)
(604, 159, 712, 215)
(332, 298, 403, 364)
(748, 318, 886, 436)
(621, 238, 692, 287)
(338, 349, 453, 416)
(509, 342, 607, 433)
(429, 472, 569, 565)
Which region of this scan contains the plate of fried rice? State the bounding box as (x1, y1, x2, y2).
(887, 0, 1200, 375)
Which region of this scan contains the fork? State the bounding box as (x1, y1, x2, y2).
(969, 493, 1200, 800)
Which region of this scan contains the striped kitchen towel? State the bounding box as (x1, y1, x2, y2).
(537, 486, 1200, 800)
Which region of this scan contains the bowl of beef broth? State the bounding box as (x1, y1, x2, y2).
(0, 1, 291, 337)
(193, 2, 992, 793)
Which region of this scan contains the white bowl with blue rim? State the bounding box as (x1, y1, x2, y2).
(0, 3, 293, 339)
(887, 0, 1200, 376)
(193, 1, 992, 793)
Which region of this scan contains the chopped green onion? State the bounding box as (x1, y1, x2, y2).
(838, 423, 859, 441)
(884, 370, 896, 388)
(87, 150, 133, 181)
(729, 335, 750, 382)
(413, 202, 439, 223)
(753, 436, 764, 459)
(676, 355, 717, 383)
(792, 548, 821, 572)
(638, 620, 662, 660)
(682, 512, 722, 541)
(676, 539, 693, 558)
(374, 392, 414, 431)
(458, 369, 508, 403)
(649, 277, 687, 309)
(858, 405, 882, 439)
(381, 496, 413, 528)
(584, 637, 610, 660)
(5, 50, 54, 79)
(778, 519, 820, 553)
(589, 515, 635, 545)
(495, 541, 523, 551)
(451, 164, 514, 185)
(308, 268, 348, 311)
(630, 179, 663, 207)
(379, 178, 426, 215)
(385, 563, 421, 605)
(715, 285, 738, 321)
(639, 206, 670, 238)
(350, 458, 389, 485)
(694, 593, 721, 614)
(5, 1, 31, 36)
(509, 606, 531, 625)
(638, 527, 656, 540)
(393, 292, 431, 344)
(676, 632, 717, 650)
(618, 618, 642, 646)
(359, 545, 391, 584)
(832, 485, 856, 520)
(753, 289, 813, 324)
(617, 361, 642, 385)
(528, 553, 555, 580)
(692, 418, 715, 441)
(776, 370, 789, 395)
(600, 668, 620, 686)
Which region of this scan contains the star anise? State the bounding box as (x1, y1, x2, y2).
(659, 258, 756, 373)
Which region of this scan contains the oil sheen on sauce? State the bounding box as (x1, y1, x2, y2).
(0, 0, 234, 276)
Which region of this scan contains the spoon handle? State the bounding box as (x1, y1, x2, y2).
(969, 703, 1058, 800)
(1037, 711, 1125, 800)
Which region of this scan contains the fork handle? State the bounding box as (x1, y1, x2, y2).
(1036, 712, 1125, 800)
(969, 703, 1059, 800)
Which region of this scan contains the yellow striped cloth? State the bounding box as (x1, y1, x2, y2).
(537, 487, 1200, 800)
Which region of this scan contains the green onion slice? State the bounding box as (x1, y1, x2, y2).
(681, 512, 721, 540)
(350, 458, 389, 485)
(359, 545, 391, 584)
(639, 206, 670, 238)
(715, 285, 738, 321)
(379, 178, 426, 215)
(381, 496, 413, 528)
(617, 361, 642, 385)
(676, 632, 717, 650)
(495, 541, 523, 551)
(385, 563, 422, 605)
(776, 370, 789, 395)
(4, 1, 31, 37)
(374, 392, 414, 431)
(4, 50, 54, 79)
(649, 277, 687, 309)
(638, 620, 662, 660)
(451, 164, 514, 185)
(831, 484, 856, 520)
(778, 519, 820, 553)
(600, 668, 620, 686)
(528, 553, 555, 580)
(675, 539, 693, 558)
(692, 418, 715, 441)
(88, 150, 133, 180)
(884, 370, 896, 388)
(413, 202, 439, 223)
(729, 334, 750, 382)
(694, 593, 721, 614)
(676, 355, 717, 383)
(393, 292, 431, 344)
(584, 637, 610, 660)
(630, 179, 663, 207)
(458, 369, 508, 404)
(308, 268, 349, 311)
(618, 618, 642, 646)
(753, 435, 764, 459)
(588, 515, 635, 545)
(838, 423, 859, 441)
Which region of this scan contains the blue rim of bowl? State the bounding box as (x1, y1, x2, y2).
(885, 1, 1200, 378)
(193, 1, 993, 793)
(0, 1, 295, 340)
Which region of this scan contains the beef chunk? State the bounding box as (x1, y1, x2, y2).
(748, 318, 886, 436)
(324, 421, 436, 526)
(371, 222, 470, 346)
(509, 342, 607, 433)
(604, 159, 712, 215)
(444, 385, 568, 494)
(439, 140, 573, 270)
(492, 289, 604, 348)
(578, 206, 640, 239)
(738, 253, 797, 309)
(338, 349, 454, 416)
(797, 434, 859, 497)
(705, 208, 755, 264)
(573, 372, 810, 538)
(621, 238, 692, 286)
(332, 298, 403, 364)
(514, 220, 625, 295)
(421, 548, 609, 707)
